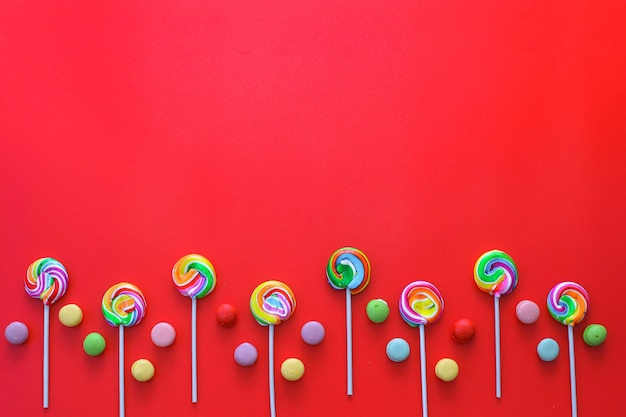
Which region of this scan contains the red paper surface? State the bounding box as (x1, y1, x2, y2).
(1, 1, 625, 416)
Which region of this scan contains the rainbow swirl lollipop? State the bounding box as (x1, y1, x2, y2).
(25, 257, 68, 409)
(172, 254, 216, 299)
(250, 280, 296, 417)
(399, 281, 444, 327)
(474, 249, 517, 399)
(326, 247, 371, 294)
(547, 282, 589, 326)
(547, 282, 589, 417)
(399, 281, 444, 417)
(102, 283, 146, 417)
(172, 253, 217, 403)
(25, 257, 68, 305)
(102, 283, 147, 327)
(474, 249, 518, 296)
(250, 280, 296, 326)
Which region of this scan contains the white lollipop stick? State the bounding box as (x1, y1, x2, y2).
(419, 324, 428, 417)
(269, 324, 276, 417)
(43, 304, 50, 408)
(494, 294, 502, 398)
(192, 297, 198, 403)
(346, 289, 353, 396)
(119, 325, 125, 417)
(568, 325, 578, 417)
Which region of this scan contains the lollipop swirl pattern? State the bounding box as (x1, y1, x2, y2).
(326, 247, 371, 295)
(250, 281, 296, 326)
(102, 283, 147, 327)
(400, 281, 444, 327)
(172, 254, 216, 299)
(547, 282, 589, 326)
(25, 257, 68, 305)
(474, 250, 518, 296)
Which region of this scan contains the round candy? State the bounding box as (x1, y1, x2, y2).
(516, 300, 540, 324)
(5, 321, 29, 345)
(326, 247, 371, 295)
(151, 322, 176, 347)
(59, 304, 83, 327)
(547, 282, 588, 326)
(386, 338, 410, 362)
(301, 321, 325, 345)
(25, 257, 68, 305)
(583, 324, 607, 347)
(83, 332, 106, 356)
(435, 358, 459, 381)
(399, 281, 444, 327)
(216, 304, 238, 327)
(234, 342, 258, 366)
(537, 338, 560, 361)
(366, 299, 390, 323)
(131, 359, 155, 382)
(474, 250, 518, 296)
(102, 283, 147, 328)
(172, 254, 216, 299)
(250, 281, 296, 326)
(451, 318, 475, 343)
(280, 358, 305, 381)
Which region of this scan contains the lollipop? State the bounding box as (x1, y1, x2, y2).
(25, 257, 68, 408)
(474, 249, 517, 398)
(326, 246, 370, 395)
(102, 283, 147, 417)
(399, 281, 444, 417)
(172, 254, 216, 403)
(547, 282, 589, 417)
(250, 281, 296, 417)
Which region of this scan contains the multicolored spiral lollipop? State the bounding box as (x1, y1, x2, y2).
(250, 281, 296, 417)
(172, 254, 216, 299)
(327, 247, 371, 295)
(400, 281, 444, 327)
(102, 283, 147, 417)
(25, 257, 68, 409)
(547, 282, 589, 417)
(250, 280, 296, 326)
(399, 281, 444, 417)
(172, 254, 216, 403)
(474, 249, 518, 399)
(326, 246, 370, 396)
(474, 249, 518, 296)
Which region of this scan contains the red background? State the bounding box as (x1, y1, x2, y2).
(1, 1, 625, 416)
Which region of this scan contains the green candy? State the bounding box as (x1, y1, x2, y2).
(583, 324, 607, 347)
(366, 299, 390, 323)
(83, 332, 106, 356)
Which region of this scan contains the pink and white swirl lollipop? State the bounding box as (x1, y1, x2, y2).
(25, 257, 68, 408)
(547, 282, 589, 417)
(172, 254, 216, 403)
(102, 283, 147, 417)
(400, 281, 444, 417)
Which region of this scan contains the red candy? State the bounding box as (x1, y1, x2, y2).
(451, 318, 475, 343)
(216, 303, 238, 327)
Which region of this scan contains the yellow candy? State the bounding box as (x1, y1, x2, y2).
(435, 358, 459, 382)
(131, 359, 155, 382)
(58, 304, 83, 327)
(280, 358, 305, 381)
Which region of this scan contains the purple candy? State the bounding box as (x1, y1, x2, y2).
(5, 321, 29, 345)
(301, 321, 325, 345)
(234, 342, 258, 366)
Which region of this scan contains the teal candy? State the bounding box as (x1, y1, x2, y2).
(386, 338, 410, 362)
(537, 338, 559, 361)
